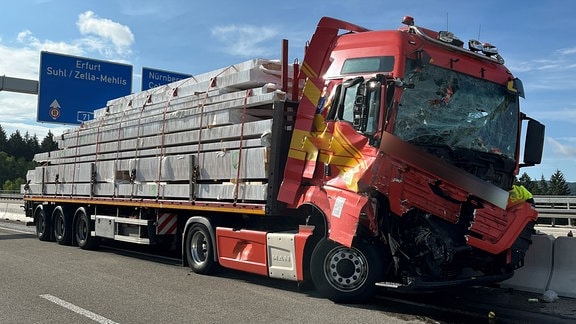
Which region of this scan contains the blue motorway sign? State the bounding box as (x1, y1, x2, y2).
(37, 51, 132, 124)
(141, 67, 191, 91)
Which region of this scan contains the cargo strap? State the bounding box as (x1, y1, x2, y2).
(113, 102, 129, 197)
(233, 89, 253, 202)
(156, 89, 172, 199)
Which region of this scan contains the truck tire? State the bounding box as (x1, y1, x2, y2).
(185, 223, 215, 274)
(74, 208, 99, 250)
(53, 207, 72, 245)
(35, 207, 52, 242)
(310, 238, 383, 303)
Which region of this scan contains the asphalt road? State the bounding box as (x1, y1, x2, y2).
(3, 218, 575, 324)
(0, 223, 427, 324)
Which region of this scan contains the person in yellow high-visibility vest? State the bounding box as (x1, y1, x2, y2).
(508, 184, 534, 206)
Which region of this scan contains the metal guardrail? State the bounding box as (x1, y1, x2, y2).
(533, 196, 576, 227)
(0, 191, 23, 200)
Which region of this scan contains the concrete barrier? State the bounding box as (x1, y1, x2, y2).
(501, 234, 555, 294)
(0, 202, 30, 223)
(1, 202, 23, 214)
(547, 236, 576, 298)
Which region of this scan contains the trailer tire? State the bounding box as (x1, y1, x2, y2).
(35, 207, 52, 242)
(310, 238, 383, 303)
(75, 208, 99, 250)
(185, 223, 215, 275)
(53, 207, 72, 245)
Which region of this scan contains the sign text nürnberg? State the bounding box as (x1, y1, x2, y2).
(141, 67, 191, 91)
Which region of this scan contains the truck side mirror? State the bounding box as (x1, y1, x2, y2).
(353, 83, 367, 131)
(523, 118, 545, 166)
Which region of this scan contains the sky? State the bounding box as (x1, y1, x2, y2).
(1, 0, 575, 181)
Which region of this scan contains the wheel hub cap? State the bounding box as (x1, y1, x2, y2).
(326, 247, 368, 291)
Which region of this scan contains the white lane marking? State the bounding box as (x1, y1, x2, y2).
(40, 294, 119, 324)
(0, 225, 32, 234)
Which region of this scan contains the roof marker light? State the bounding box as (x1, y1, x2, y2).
(468, 39, 483, 52)
(438, 31, 455, 43)
(482, 43, 498, 56)
(470, 39, 504, 63)
(402, 16, 414, 26)
(438, 31, 464, 47)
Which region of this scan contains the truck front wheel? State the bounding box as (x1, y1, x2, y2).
(310, 238, 383, 303)
(185, 223, 215, 275)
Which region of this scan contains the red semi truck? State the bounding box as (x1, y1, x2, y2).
(23, 16, 545, 303)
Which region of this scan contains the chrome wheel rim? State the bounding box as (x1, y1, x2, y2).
(324, 246, 369, 292)
(190, 231, 208, 265)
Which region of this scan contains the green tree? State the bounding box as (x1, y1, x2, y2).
(0, 152, 8, 185)
(0, 124, 7, 153)
(6, 130, 25, 158)
(2, 178, 25, 191)
(40, 130, 59, 152)
(539, 174, 549, 195)
(24, 132, 40, 160)
(517, 172, 538, 194)
(0, 151, 35, 188)
(0, 127, 53, 193)
(549, 169, 571, 195)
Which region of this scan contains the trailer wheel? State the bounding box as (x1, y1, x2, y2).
(35, 207, 52, 242)
(310, 238, 383, 303)
(75, 208, 99, 250)
(185, 223, 215, 274)
(53, 207, 72, 245)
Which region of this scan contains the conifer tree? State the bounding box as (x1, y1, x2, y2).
(549, 169, 571, 195)
(40, 130, 59, 152)
(0, 125, 7, 153)
(517, 172, 537, 194)
(539, 174, 549, 195)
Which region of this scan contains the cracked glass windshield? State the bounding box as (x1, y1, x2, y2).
(393, 59, 519, 160)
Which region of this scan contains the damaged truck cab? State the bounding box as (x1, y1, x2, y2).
(278, 16, 545, 301)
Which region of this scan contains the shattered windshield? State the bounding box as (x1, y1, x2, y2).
(392, 59, 519, 160)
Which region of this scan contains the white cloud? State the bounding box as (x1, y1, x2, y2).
(15, 29, 84, 57)
(528, 137, 576, 181)
(76, 11, 134, 56)
(0, 44, 39, 78)
(17, 30, 32, 42)
(529, 107, 576, 125)
(5, 10, 134, 60)
(507, 47, 576, 92)
(0, 92, 66, 138)
(547, 137, 576, 158)
(1, 11, 135, 139)
(211, 24, 278, 57)
(557, 136, 576, 143)
(558, 47, 576, 55)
